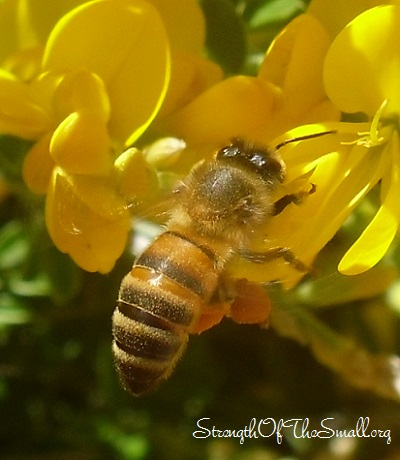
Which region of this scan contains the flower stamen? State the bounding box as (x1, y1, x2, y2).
(342, 100, 389, 147)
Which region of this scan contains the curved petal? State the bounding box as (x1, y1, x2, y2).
(324, 5, 400, 117)
(260, 14, 331, 116)
(113, 147, 158, 199)
(46, 168, 131, 273)
(53, 69, 110, 122)
(63, 173, 129, 221)
(162, 76, 279, 146)
(157, 52, 223, 119)
(50, 110, 112, 175)
(339, 133, 400, 274)
(43, 0, 170, 145)
(19, 0, 89, 45)
(23, 132, 54, 194)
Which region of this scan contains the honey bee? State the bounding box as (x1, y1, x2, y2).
(112, 132, 334, 395)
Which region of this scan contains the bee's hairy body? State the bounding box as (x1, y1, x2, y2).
(113, 229, 229, 395)
(112, 137, 319, 395)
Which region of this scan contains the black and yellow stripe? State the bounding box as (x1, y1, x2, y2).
(112, 231, 223, 395)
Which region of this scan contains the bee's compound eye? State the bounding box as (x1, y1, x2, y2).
(248, 151, 267, 168)
(217, 145, 241, 159)
(259, 157, 284, 180)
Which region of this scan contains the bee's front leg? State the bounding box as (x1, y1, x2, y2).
(272, 183, 316, 216)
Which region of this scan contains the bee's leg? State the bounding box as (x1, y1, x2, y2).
(240, 247, 312, 273)
(273, 183, 316, 216)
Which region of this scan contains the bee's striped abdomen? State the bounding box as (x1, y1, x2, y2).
(112, 231, 223, 395)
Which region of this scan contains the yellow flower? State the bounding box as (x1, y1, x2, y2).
(0, 0, 213, 273)
(323, 4, 400, 275)
(0, 0, 86, 81)
(146, 0, 223, 118)
(247, 3, 400, 284)
(0, 0, 222, 272)
(236, 2, 400, 284)
(161, 13, 339, 158)
(0, 0, 171, 272)
(159, 2, 399, 286)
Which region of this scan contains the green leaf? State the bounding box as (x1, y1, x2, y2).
(8, 271, 52, 298)
(200, 0, 247, 73)
(0, 294, 32, 325)
(42, 245, 83, 305)
(0, 221, 29, 270)
(8, 236, 83, 304)
(248, 0, 306, 29)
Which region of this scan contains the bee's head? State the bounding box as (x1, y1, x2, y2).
(216, 138, 286, 186)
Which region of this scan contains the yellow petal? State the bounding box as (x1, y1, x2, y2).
(0, 69, 50, 139)
(50, 111, 112, 175)
(53, 69, 110, 122)
(257, 15, 339, 133)
(63, 173, 129, 221)
(46, 168, 131, 273)
(339, 133, 400, 274)
(22, 132, 55, 194)
(143, 137, 186, 169)
(162, 76, 279, 145)
(0, 0, 91, 52)
(2, 46, 43, 82)
(157, 52, 223, 119)
(279, 121, 373, 178)
(324, 5, 400, 117)
(113, 147, 158, 200)
(147, 0, 205, 53)
(260, 14, 331, 116)
(43, 0, 170, 146)
(0, 0, 41, 64)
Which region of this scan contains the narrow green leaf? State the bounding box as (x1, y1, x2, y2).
(248, 0, 306, 29)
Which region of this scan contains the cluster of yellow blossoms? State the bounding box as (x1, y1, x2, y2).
(0, 0, 220, 272)
(0, 0, 399, 286)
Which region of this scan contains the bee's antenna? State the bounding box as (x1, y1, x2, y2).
(274, 130, 336, 151)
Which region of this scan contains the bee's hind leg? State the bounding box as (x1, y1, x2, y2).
(239, 247, 312, 273)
